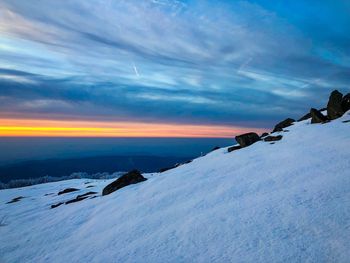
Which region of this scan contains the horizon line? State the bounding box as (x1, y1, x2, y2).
(0, 118, 267, 138)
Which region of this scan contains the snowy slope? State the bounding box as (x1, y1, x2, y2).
(1, 112, 350, 263)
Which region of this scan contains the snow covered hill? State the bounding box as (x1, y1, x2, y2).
(1, 112, 350, 263)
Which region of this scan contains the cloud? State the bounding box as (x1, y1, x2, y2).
(0, 0, 349, 129)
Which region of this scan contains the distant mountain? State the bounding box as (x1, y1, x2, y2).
(0, 155, 192, 183)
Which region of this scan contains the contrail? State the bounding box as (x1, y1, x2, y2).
(132, 62, 140, 77)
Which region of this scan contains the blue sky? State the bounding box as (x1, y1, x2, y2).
(0, 0, 349, 128)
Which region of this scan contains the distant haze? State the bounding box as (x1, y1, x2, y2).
(0, 137, 233, 165)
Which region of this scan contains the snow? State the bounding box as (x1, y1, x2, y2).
(1, 112, 350, 263)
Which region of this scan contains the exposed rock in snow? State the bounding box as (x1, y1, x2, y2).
(272, 118, 295, 132)
(310, 108, 328, 124)
(58, 188, 79, 195)
(341, 93, 350, 112)
(102, 170, 147, 196)
(327, 90, 344, 120)
(235, 132, 260, 147)
(263, 135, 283, 142)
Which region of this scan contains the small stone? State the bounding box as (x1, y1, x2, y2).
(263, 135, 283, 142)
(58, 188, 79, 195)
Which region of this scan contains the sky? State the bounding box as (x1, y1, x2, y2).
(0, 0, 349, 137)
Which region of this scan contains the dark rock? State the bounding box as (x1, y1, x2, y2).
(211, 146, 220, 151)
(159, 160, 192, 173)
(77, 192, 98, 199)
(327, 90, 344, 120)
(273, 118, 295, 132)
(343, 120, 350, 123)
(260, 132, 269, 138)
(341, 93, 350, 112)
(65, 196, 89, 205)
(58, 188, 79, 195)
(263, 135, 283, 142)
(102, 170, 147, 196)
(298, 112, 311, 122)
(6, 196, 24, 204)
(86, 185, 95, 188)
(235, 132, 260, 148)
(310, 108, 328, 124)
(228, 145, 241, 152)
(270, 142, 275, 145)
(51, 202, 63, 209)
(159, 166, 173, 173)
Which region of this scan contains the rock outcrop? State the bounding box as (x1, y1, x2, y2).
(273, 118, 295, 132)
(235, 132, 260, 148)
(327, 90, 344, 120)
(310, 108, 328, 124)
(342, 93, 350, 112)
(102, 170, 147, 196)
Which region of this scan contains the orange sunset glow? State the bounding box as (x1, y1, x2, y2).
(0, 118, 266, 138)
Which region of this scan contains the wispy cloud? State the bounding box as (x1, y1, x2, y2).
(0, 0, 349, 129)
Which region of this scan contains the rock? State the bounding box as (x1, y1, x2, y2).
(6, 196, 24, 204)
(343, 120, 350, 123)
(102, 170, 147, 196)
(273, 118, 295, 132)
(58, 188, 79, 195)
(327, 90, 344, 120)
(298, 112, 311, 122)
(86, 185, 95, 188)
(235, 132, 260, 148)
(341, 93, 350, 112)
(260, 132, 269, 138)
(51, 202, 63, 209)
(65, 196, 89, 205)
(76, 192, 98, 199)
(159, 166, 173, 173)
(310, 108, 328, 123)
(228, 145, 241, 152)
(211, 146, 220, 151)
(263, 135, 283, 142)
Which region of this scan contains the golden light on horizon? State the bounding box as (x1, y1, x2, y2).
(0, 118, 266, 138)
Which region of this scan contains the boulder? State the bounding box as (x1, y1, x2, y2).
(263, 135, 283, 142)
(102, 170, 147, 196)
(273, 118, 295, 132)
(58, 188, 79, 195)
(341, 93, 350, 112)
(298, 112, 311, 122)
(327, 90, 344, 120)
(260, 132, 269, 138)
(228, 145, 241, 152)
(235, 132, 260, 148)
(310, 108, 328, 123)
